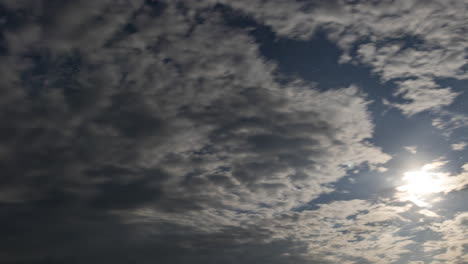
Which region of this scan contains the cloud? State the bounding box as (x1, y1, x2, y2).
(418, 209, 440, 218)
(1, 1, 465, 263)
(129, 199, 416, 263)
(431, 111, 468, 135)
(404, 146, 418, 154)
(212, 0, 467, 116)
(424, 212, 468, 263)
(382, 78, 459, 116)
(451, 142, 467, 151)
(0, 1, 392, 263)
(286, 200, 414, 263)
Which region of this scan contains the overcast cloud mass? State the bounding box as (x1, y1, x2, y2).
(0, 0, 467, 263)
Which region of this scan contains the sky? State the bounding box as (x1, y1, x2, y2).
(0, 0, 467, 263)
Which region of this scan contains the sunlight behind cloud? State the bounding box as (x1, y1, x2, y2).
(396, 162, 448, 207)
(399, 170, 442, 195)
(396, 161, 468, 207)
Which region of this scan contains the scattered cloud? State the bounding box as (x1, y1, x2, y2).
(0, 1, 466, 263)
(133, 199, 415, 263)
(0, 1, 394, 263)
(451, 142, 467, 151)
(383, 78, 459, 116)
(424, 212, 468, 263)
(432, 110, 468, 134)
(418, 209, 440, 218)
(215, 0, 468, 116)
(404, 146, 418, 154)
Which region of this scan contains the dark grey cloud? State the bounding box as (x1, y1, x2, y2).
(0, 200, 325, 264)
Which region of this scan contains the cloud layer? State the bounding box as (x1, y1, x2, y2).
(0, 0, 466, 263)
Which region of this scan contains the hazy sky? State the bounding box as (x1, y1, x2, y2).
(0, 0, 467, 263)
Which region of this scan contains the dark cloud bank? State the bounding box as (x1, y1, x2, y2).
(0, 1, 467, 263)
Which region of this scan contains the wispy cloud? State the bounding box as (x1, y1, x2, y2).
(424, 212, 468, 263)
(404, 146, 418, 154)
(451, 142, 467, 151)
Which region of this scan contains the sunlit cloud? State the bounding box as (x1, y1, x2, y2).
(404, 145, 418, 154)
(451, 142, 467, 151)
(418, 209, 440, 218)
(396, 161, 468, 207)
(424, 212, 468, 263)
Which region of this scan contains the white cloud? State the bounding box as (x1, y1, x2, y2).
(451, 142, 467, 151)
(212, 0, 468, 116)
(404, 146, 418, 154)
(424, 212, 468, 263)
(432, 111, 468, 135)
(384, 78, 459, 116)
(418, 209, 440, 218)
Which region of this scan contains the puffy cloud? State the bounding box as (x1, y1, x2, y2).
(282, 200, 414, 263)
(2, 0, 465, 263)
(213, 0, 468, 116)
(382, 78, 459, 116)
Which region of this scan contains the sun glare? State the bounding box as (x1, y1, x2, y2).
(399, 170, 439, 195)
(396, 162, 448, 207)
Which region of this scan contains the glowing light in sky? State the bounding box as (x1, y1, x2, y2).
(396, 162, 448, 207)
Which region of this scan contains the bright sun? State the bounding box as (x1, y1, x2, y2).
(396, 162, 447, 207)
(399, 170, 439, 195)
